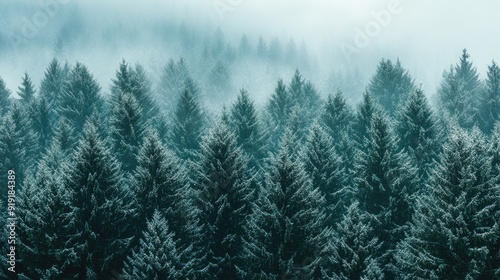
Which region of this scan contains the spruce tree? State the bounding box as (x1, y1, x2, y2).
(395, 127, 499, 279)
(28, 96, 53, 153)
(256, 36, 267, 59)
(354, 112, 418, 276)
(321, 91, 354, 141)
(18, 161, 75, 279)
(396, 89, 441, 182)
(122, 211, 182, 280)
(39, 58, 67, 117)
(0, 76, 11, 116)
(478, 61, 500, 134)
(9, 103, 39, 171)
(266, 79, 292, 151)
(109, 91, 146, 174)
(302, 124, 346, 226)
(193, 121, 253, 279)
(241, 130, 328, 279)
(229, 89, 266, 168)
(158, 57, 189, 115)
(320, 202, 384, 279)
(368, 58, 415, 116)
(353, 91, 378, 150)
(64, 123, 137, 278)
(238, 34, 252, 58)
(208, 60, 233, 102)
(17, 72, 36, 103)
(59, 62, 102, 133)
(170, 78, 205, 161)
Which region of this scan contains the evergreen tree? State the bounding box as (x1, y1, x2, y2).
(28, 96, 53, 153)
(193, 121, 253, 279)
(368, 58, 415, 116)
(64, 123, 137, 278)
(8, 103, 39, 170)
(256, 36, 267, 59)
(17, 72, 36, 103)
(0, 76, 11, 116)
(238, 34, 252, 58)
(208, 60, 233, 102)
(302, 124, 346, 226)
(229, 89, 266, 168)
(355, 112, 418, 276)
(395, 127, 499, 279)
(266, 79, 292, 151)
(241, 130, 328, 279)
(18, 161, 75, 279)
(268, 36, 283, 62)
(353, 91, 378, 149)
(158, 57, 189, 115)
(396, 89, 441, 182)
(170, 79, 205, 161)
(478, 61, 500, 134)
(109, 91, 146, 174)
(0, 115, 26, 198)
(321, 91, 354, 141)
(437, 50, 481, 129)
(320, 202, 384, 279)
(59, 62, 102, 133)
(39, 58, 68, 117)
(122, 211, 182, 280)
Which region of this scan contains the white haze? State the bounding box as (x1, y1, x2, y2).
(1, 0, 499, 107)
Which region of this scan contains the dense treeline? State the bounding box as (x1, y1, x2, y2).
(0, 48, 499, 279)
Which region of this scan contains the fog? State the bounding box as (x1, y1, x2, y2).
(1, 0, 499, 106)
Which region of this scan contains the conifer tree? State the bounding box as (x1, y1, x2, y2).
(64, 123, 137, 278)
(478, 61, 500, 134)
(28, 96, 53, 152)
(170, 79, 205, 161)
(158, 57, 189, 115)
(321, 91, 354, 141)
(39, 58, 67, 117)
(395, 128, 499, 279)
(266, 79, 292, 151)
(229, 89, 266, 168)
(256, 36, 267, 58)
(59, 62, 102, 133)
(208, 60, 232, 102)
(109, 91, 146, 173)
(241, 130, 328, 279)
(320, 202, 384, 279)
(238, 34, 252, 57)
(353, 91, 378, 149)
(355, 112, 418, 276)
(268, 36, 283, 61)
(9, 103, 39, 170)
(18, 161, 75, 279)
(121, 211, 182, 280)
(302, 124, 346, 226)
(368, 58, 415, 116)
(194, 121, 253, 279)
(17, 72, 36, 103)
(396, 89, 441, 182)
(0, 76, 11, 116)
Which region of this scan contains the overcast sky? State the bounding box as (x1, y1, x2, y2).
(1, 0, 499, 99)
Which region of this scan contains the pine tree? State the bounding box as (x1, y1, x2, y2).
(158, 57, 190, 115)
(395, 127, 499, 279)
(28, 96, 53, 152)
(170, 79, 205, 161)
(256, 36, 267, 59)
(320, 202, 384, 279)
(193, 121, 253, 279)
(0, 76, 11, 116)
(302, 124, 346, 226)
(353, 91, 378, 149)
(355, 111, 418, 276)
(478, 61, 500, 134)
(208, 60, 232, 102)
(0, 115, 26, 202)
(59, 62, 102, 133)
(122, 211, 182, 280)
(266, 79, 293, 151)
(9, 103, 39, 171)
(321, 91, 354, 141)
(229, 89, 266, 168)
(368, 58, 415, 116)
(109, 91, 146, 173)
(17, 72, 36, 103)
(64, 123, 137, 278)
(396, 89, 441, 182)
(18, 161, 75, 279)
(241, 130, 328, 279)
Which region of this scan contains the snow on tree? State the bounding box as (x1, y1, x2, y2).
(241, 130, 329, 279)
(193, 120, 254, 279)
(265, 78, 293, 151)
(396, 89, 441, 182)
(354, 111, 418, 276)
(478, 60, 500, 134)
(109, 91, 146, 174)
(39, 58, 68, 118)
(321, 91, 354, 141)
(63, 122, 137, 278)
(207, 60, 233, 102)
(28, 96, 53, 153)
(121, 211, 182, 280)
(157, 57, 190, 115)
(59, 62, 102, 133)
(170, 78, 205, 161)
(395, 127, 499, 279)
(368, 58, 415, 116)
(353, 91, 379, 150)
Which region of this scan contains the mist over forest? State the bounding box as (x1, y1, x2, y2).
(1, 1, 500, 279)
